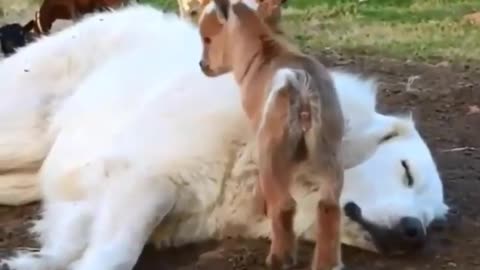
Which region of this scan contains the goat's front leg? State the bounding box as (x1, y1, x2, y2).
(257, 135, 297, 269)
(67, 5, 81, 22)
(312, 162, 344, 270)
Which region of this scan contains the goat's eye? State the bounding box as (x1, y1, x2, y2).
(401, 160, 414, 187)
(203, 37, 211, 44)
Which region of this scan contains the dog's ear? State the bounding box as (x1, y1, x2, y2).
(213, 0, 229, 23)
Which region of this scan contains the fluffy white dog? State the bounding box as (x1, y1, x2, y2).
(0, 4, 448, 270)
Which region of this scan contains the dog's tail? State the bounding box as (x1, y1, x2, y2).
(23, 20, 35, 33)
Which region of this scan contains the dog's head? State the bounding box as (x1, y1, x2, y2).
(293, 72, 449, 255)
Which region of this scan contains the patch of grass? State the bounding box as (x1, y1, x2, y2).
(142, 0, 480, 61)
(283, 0, 480, 61)
(141, 0, 177, 11)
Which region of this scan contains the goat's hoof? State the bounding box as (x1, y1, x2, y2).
(266, 252, 297, 270)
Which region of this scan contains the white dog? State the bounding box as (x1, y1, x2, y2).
(0, 4, 448, 270)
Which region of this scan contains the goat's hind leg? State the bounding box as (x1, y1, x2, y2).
(311, 161, 344, 270)
(70, 171, 176, 270)
(259, 163, 297, 270)
(257, 127, 299, 268)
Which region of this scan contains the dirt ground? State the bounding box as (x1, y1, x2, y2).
(0, 52, 480, 270)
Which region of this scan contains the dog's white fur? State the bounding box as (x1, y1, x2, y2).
(0, 5, 448, 270)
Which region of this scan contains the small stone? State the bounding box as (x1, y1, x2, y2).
(447, 262, 457, 267)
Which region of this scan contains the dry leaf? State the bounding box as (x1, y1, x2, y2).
(467, 105, 480, 115)
(463, 12, 480, 25)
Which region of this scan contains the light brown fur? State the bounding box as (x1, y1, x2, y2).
(197, 1, 345, 269)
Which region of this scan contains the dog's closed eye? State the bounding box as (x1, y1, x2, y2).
(380, 131, 399, 143)
(401, 160, 414, 187)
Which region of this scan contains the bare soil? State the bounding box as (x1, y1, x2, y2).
(1, 53, 480, 270)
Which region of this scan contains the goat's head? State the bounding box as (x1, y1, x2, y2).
(197, 0, 285, 77)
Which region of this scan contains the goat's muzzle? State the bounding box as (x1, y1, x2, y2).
(199, 60, 214, 77)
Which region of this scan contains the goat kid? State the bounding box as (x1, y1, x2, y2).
(198, 0, 345, 269)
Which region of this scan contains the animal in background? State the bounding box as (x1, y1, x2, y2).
(31, 0, 128, 35)
(257, 0, 286, 33)
(198, 0, 346, 269)
(178, 0, 286, 27)
(177, 0, 209, 22)
(0, 22, 36, 57)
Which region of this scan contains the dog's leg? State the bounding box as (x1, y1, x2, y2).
(5, 201, 92, 270)
(70, 172, 176, 270)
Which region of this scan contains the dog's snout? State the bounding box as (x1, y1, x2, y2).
(398, 217, 426, 243)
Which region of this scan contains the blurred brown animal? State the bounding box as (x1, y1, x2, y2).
(197, 0, 345, 269)
(28, 0, 127, 34)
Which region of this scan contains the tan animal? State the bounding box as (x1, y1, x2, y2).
(177, 0, 209, 21)
(198, 0, 345, 269)
(178, 0, 285, 27)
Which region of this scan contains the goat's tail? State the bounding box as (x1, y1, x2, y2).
(266, 67, 343, 167)
(291, 67, 344, 170)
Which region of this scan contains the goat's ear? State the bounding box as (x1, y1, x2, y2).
(213, 0, 229, 23)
